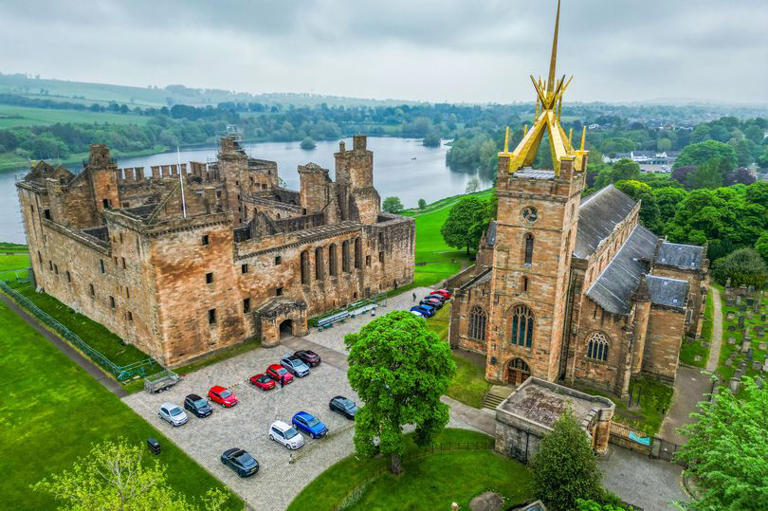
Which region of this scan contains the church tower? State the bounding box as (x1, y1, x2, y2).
(485, 0, 589, 384)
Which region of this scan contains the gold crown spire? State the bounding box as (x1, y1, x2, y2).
(546, 0, 561, 95)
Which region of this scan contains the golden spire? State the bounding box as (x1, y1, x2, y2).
(547, 0, 561, 95)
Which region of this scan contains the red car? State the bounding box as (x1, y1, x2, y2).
(266, 364, 294, 385)
(249, 373, 276, 391)
(208, 385, 238, 407)
(432, 289, 452, 299)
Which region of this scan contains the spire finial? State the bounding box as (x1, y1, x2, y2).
(547, 0, 561, 94)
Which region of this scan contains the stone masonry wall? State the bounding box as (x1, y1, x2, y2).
(642, 306, 686, 382)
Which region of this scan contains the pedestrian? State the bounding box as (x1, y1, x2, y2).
(280, 375, 285, 388)
(412, 292, 417, 302)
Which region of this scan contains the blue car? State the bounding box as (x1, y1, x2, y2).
(410, 305, 435, 318)
(292, 411, 328, 439)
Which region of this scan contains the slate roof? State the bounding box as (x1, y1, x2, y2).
(646, 275, 689, 310)
(586, 224, 658, 315)
(574, 185, 637, 259)
(515, 168, 556, 180)
(656, 242, 705, 270)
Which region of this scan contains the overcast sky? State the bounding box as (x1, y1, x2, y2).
(1, 0, 766, 104)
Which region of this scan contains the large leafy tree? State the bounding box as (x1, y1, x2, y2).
(345, 310, 455, 474)
(33, 438, 228, 511)
(382, 196, 404, 214)
(711, 248, 768, 288)
(675, 377, 768, 510)
(673, 140, 737, 170)
(653, 186, 687, 225)
(441, 196, 489, 255)
(530, 409, 604, 511)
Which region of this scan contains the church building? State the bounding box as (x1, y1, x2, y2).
(448, 1, 708, 399)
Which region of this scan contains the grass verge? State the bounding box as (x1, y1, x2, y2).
(0, 301, 242, 510)
(286, 428, 532, 511)
(679, 288, 713, 368)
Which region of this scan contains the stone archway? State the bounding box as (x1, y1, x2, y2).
(279, 319, 294, 338)
(256, 298, 308, 347)
(506, 358, 531, 386)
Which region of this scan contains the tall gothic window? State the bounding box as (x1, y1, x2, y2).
(524, 234, 534, 265)
(300, 250, 310, 284)
(468, 306, 487, 341)
(328, 244, 338, 276)
(510, 305, 534, 348)
(342, 240, 351, 272)
(315, 247, 325, 280)
(587, 332, 609, 362)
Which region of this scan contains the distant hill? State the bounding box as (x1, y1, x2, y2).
(0, 72, 420, 108)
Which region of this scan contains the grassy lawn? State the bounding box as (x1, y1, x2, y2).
(574, 376, 673, 436)
(287, 428, 532, 511)
(0, 104, 148, 128)
(716, 285, 767, 382)
(0, 301, 242, 510)
(679, 288, 713, 368)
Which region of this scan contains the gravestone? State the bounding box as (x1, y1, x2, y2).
(747, 310, 753, 318)
(739, 305, 747, 312)
(702, 341, 710, 348)
(747, 348, 754, 361)
(753, 361, 763, 371)
(727, 325, 735, 332)
(746, 297, 755, 307)
(739, 361, 747, 370)
(738, 316, 746, 327)
(729, 377, 740, 394)
(759, 342, 768, 351)
(742, 340, 751, 353)
(725, 358, 732, 367)
(726, 311, 735, 321)
(727, 296, 734, 305)
(694, 355, 702, 363)
(728, 337, 736, 344)
(736, 296, 742, 305)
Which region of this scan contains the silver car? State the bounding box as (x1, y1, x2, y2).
(158, 402, 188, 427)
(269, 420, 304, 450)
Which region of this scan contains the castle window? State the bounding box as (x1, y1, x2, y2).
(43, 209, 51, 220)
(275, 256, 282, 265)
(99, 259, 105, 274)
(242, 263, 248, 274)
(522, 276, 529, 292)
(89, 284, 95, 297)
(127, 311, 133, 322)
(49, 261, 53, 272)
(205, 272, 214, 284)
(30, 205, 34, 213)
(37, 251, 42, 264)
(354, 238, 362, 269)
(53, 264, 58, 275)
(300, 251, 310, 284)
(315, 247, 325, 280)
(202, 234, 209, 246)
(66, 271, 71, 283)
(524, 234, 534, 265)
(378, 232, 384, 248)
(510, 304, 534, 348)
(125, 288, 130, 299)
(468, 306, 487, 341)
(587, 332, 609, 362)
(342, 240, 351, 272)
(378, 251, 384, 263)
(276, 287, 283, 296)
(119, 233, 123, 244)
(329, 244, 338, 276)
(243, 298, 251, 313)
(121, 257, 126, 269)
(109, 296, 116, 309)
(208, 309, 217, 325)
(366, 255, 371, 267)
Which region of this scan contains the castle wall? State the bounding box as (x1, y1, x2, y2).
(641, 306, 686, 383)
(451, 278, 492, 354)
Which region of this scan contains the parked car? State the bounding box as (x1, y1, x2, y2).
(432, 289, 452, 299)
(266, 364, 294, 385)
(292, 411, 328, 439)
(220, 448, 259, 477)
(158, 402, 188, 427)
(410, 310, 424, 317)
(410, 305, 435, 318)
(294, 349, 321, 367)
(281, 355, 311, 377)
(208, 385, 238, 407)
(249, 373, 276, 391)
(269, 420, 305, 450)
(427, 292, 448, 303)
(420, 297, 443, 309)
(329, 396, 358, 420)
(183, 394, 212, 418)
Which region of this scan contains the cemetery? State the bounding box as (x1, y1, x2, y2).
(719, 283, 768, 393)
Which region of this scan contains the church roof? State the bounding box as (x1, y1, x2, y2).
(646, 275, 689, 310)
(574, 185, 638, 259)
(655, 242, 705, 270)
(586, 224, 658, 315)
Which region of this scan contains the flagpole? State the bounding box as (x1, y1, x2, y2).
(177, 145, 187, 219)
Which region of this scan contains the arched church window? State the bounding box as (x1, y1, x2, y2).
(587, 332, 609, 362)
(524, 234, 534, 265)
(510, 305, 534, 348)
(468, 306, 487, 341)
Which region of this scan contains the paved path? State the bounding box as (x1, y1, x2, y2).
(0, 293, 127, 397)
(658, 287, 721, 444)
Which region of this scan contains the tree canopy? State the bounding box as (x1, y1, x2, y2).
(440, 196, 490, 255)
(673, 140, 737, 170)
(711, 248, 768, 288)
(382, 196, 404, 214)
(675, 377, 768, 510)
(344, 310, 455, 474)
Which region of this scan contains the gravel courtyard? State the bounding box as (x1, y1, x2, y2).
(122, 286, 477, 510)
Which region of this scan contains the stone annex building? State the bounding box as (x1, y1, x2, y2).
(449, 2, 709, 399)
(17, 135, 414, 366)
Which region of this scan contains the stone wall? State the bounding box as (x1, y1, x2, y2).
(641, 305, 685, 382)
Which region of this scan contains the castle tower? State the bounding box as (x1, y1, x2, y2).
(86, 144, 120, 212)
(485, 0, 589, 385)
(334, 135, 380, 224)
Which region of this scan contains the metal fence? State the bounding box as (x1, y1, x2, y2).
(0, 280, 156, 382)
(609, 421, 684, 465)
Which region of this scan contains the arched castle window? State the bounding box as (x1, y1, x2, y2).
(328, 244, 338, 276)
(468, 306, 487, 341)
(300, 250, 310, 284)
(587, 332, 609, 362)
(342, 240, 351, 272)
(510, 305, 534, 348)
(315, 247, 325, 280)
(354, 238, 362, 269)
(524, 234, 534, 265)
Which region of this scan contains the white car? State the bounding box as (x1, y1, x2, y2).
(158, 402, 188, 427)
(410, 310, 424, 317)
(269, 420, 305, 450)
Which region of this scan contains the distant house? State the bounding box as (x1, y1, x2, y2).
(602, 150, 679, 173)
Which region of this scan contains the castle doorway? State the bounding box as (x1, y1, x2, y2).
(507, 358, 531, 386)
(279, 320, 294, 338)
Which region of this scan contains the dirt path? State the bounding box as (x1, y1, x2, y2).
(706, 287, 723, 372)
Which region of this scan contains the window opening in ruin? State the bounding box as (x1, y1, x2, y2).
(66, 271, 71, 283)
(53, 264, 58, 275)
(243, 298, 251, 313)
(103, 199, 111, 209)
(378, 251, 384, 263)
(315, 247, 325, 280)
(366, 255, 371, 267)
(329, 244, 338, 276)
(208, 309, 217, 325)
(279, 320, 293, 338)
(37, 251, 42, 263)
(48, 261, 53, 271)
(276, 287, 283, 296)
(202, 234, 210, 246)
(524, 234, 534, 265)
(510, 305, 534, 348)
(275, 256, 282, 265)
(342, 240, 350, 272)
(522, 276, 529, 292)
(109, 296, 115, 309)
(205, 272, 214, 284)
(127, 311, 133, 322)
(587, 332, 609, 362)
(121, 257, 126, 269)
(242, 264, 248, 274)
(469, 306, 487, 341)
(354, 238, 362, 269)
(99, 259, 105, 273)
(43, 209, 51, 220)
(89, 284, 95, 297)
(300, 251, 310, 284)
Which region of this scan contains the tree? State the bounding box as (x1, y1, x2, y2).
(755, 233, 768, 263)
(423, 130, 441, 147)
(418, 198, 427, 210)
(673, 140, 737, 170)
(685, 157, 727, 190)
(33, 438, 229, 511)
(441, 196, 488, 255)
(725, 167, 756, 186)
(345, 311, 455, 474)
(614, 180, 661, 232)
(711, 248, 768, 288)
(382, 196, 404, 214)
(675, 377, 768, 510)
(465, 177, 480, 193)
(530, 409, 604, 511)
(299, 136, 316, 150)
(653, 186, 687, 227)
(576, 500, 628, 511)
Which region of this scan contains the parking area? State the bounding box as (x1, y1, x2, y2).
(123, 286, 474, 510)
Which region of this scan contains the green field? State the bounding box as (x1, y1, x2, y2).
(0, 104, 149, 128)
(0, 301, 241, 510)
(287, 428, 532, 511)
(0, 253, 29, 282)
(679, 288, 714, 368)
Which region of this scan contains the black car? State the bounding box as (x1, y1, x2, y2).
(220, 448, 259, 477)
(184, 394, 213, 418)
(329, 395, 358, 420)
(294, 349, 322, 367)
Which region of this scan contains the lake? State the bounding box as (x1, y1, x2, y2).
(0, 137, 492, 244)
